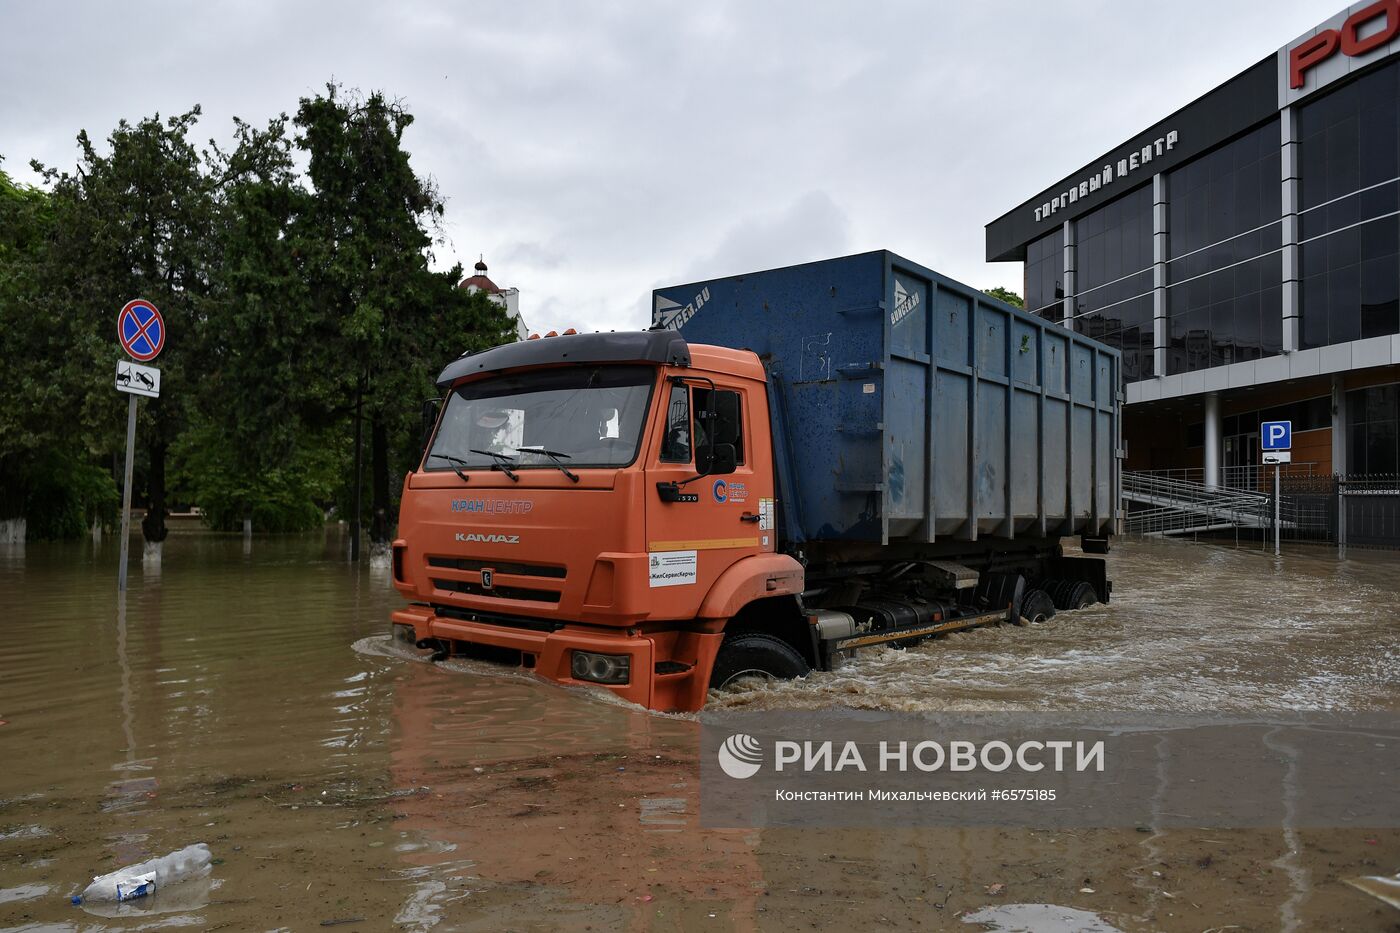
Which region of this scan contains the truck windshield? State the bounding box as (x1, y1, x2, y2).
(426, 365, 656, 471)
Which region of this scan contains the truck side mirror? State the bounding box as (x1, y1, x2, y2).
(420, 398, 442, 454)
(713, 392, 741, 445)
(707, 443, 738, 476)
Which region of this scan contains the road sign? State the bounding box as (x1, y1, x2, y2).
(118, 299, 165, 362)
(1263, 451, 1292, 465)
(115, 361, 160, 398)
(1261, 420, 1292, 451)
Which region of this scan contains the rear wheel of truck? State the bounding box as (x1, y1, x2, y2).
(710, 633, 811, 689)
(1050, 580, 1097, 611)
(1019, 590, 1056, 625)
(1066, 581, 1097, 609)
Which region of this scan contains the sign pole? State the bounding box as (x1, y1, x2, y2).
(1273, 463, 1281, 558)
(118, 394, 138, 591)
(114, 298, 165, 591)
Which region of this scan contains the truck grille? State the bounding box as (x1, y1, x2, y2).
(432, 578, 561, 603)
(427, 556, 566, 579)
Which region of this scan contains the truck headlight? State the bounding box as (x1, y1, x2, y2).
(570, 650, 630, 685)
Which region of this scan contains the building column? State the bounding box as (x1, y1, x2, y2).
(1061, 219, 1076, 331)
(1281, 105, 1301, 352)
(1204, 392, 1221, 489)
(1331, 375, 1347, 477)
(1152, 173, 1168, 378)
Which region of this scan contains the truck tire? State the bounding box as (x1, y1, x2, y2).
(1063, 581, 1097, 610)
(1019, 589, 1056, 625)
(1046, 579, 1096, 611)
(710, 633, 811, 689)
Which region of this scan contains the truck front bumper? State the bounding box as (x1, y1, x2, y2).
(391, 605, 723, 713)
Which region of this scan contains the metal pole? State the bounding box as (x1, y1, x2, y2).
(117, 394, 138, 591)
(1273, 463, 1280, 557)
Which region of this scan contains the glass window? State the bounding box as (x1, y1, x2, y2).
(1165, 119, 1283, 374)
(660, 384, 691, 462)
(428, 365, 655, 471)
(1346, 384, 1400, 475)
(1298, 59, 1400, 349)
(1025, 228, 1065, 322)
(1073, 184, 1155, 380)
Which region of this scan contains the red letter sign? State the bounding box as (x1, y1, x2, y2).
(1291, 30, 1339, 89)
(1341, 0, 1400, 56)
(1290, 0, 1400, 89)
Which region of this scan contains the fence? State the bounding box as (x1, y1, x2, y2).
(1123, 470, 1400, 550)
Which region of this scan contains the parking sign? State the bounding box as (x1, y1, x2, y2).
(1261, 420, 1292, 451)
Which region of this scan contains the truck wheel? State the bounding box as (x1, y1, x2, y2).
(1063, 581, 1097, 610)
(1019, 590, 1056, 625)
(710, 633, 811, 689)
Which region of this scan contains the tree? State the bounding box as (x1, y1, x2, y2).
(290, 84, 512, 548)
(983, 286, 1024, 309)
(0, 160, 121, 539)
(31, 109, 217, 544)
(171, 114, 337, 532)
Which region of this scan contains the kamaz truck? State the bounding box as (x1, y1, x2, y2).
(390, 251, 1121, 712)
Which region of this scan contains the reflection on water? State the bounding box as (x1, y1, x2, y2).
(961, 903, 1125, 932)
(0, 533, 1397, 931)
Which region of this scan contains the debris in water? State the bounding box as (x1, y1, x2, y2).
(985, 883, 1004, 895)
(80, 843, 212, 902)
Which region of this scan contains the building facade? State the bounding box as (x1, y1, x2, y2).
(459, 256, 529, 341)
(986, 1, 1400, 484)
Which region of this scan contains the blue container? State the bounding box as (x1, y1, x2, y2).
(652, 250, 1120, 546)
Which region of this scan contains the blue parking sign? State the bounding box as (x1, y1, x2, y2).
(1261, 420, 1291, 451)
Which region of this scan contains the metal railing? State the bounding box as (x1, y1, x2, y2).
(1123, 472, 1273, 537)
(1123, 469, 1400, 549)
(1125, 463, 1319, 491)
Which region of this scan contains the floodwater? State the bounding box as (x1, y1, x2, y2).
(1, 531, 1398, 932)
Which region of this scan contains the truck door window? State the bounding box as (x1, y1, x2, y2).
(692, 388, 744, 465)
(660, 384, 691, 462)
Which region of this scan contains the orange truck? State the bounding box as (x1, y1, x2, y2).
(391, 252, 1120, 712)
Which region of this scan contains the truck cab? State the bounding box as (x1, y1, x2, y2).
(390, 330, 804, 712)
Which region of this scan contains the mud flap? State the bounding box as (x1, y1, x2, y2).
(1050, 555, 1111, 604)
(976, 572, 1025, 621)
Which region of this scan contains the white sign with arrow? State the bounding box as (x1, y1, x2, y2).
(115, 361, 161, 398)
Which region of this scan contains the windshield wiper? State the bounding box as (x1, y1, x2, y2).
(428, 453, 471, 483)
(470, 449, 519, 482)
(513, 447, 579, 483)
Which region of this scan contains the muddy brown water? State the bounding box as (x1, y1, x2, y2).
(1, 532, 1399, 931)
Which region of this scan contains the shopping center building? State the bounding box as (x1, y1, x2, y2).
(986, 1, 1400, 483)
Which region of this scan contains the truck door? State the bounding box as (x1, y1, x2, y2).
(645, 378, 774, 615)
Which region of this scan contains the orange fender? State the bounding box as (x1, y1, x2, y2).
(696, 553, 804, 621)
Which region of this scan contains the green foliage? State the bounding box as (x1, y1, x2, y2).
(983, 286, 1024, 309)
(0, 85, 515, 539)
(170, 420, 342, 532)
(20, 451, 120, 540)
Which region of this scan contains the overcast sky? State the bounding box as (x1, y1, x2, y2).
(2, 1, 1331, 334)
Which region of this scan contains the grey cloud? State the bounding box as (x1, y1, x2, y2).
(0, 0, 1328, 338)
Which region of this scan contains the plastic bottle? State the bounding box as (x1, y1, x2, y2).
(76, 843, 212, 903)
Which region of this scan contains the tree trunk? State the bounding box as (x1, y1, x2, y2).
(370, 416, 391, 544)
(141, 441, 169, 543)
(351, 384, 362, 561)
